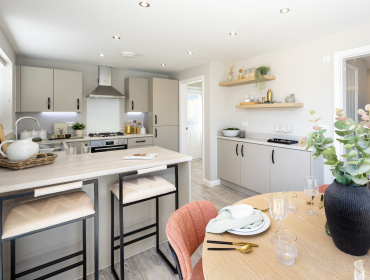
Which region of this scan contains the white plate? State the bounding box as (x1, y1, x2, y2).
(231, 218, 265, 233)
(227, 213, 270, 236)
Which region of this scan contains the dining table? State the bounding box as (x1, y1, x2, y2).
(202, 192, 370, 280)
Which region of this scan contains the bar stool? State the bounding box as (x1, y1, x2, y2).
(0, 180, 99, 280)
(110, 164, 178, 280)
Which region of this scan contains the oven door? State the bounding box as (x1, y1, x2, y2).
(91, 144, 128, 153)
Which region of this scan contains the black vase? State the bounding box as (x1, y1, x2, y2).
(324, 180, 370, 256)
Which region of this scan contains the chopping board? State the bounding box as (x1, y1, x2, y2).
(240, 102, 260, 105)
(0, 123, 8, 153)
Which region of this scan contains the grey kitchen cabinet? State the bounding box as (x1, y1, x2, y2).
(127, 136, 153, 148)
(125, 77, 148, 113)
(240, 143, 271, 194)
(149, 78, 179, 126)
(20, 66, 54, 112)
(217, 139, 241, 186)
(153, 126, 179, 152)
(54, 69, 82, 112)
(270, 146, 312, 192)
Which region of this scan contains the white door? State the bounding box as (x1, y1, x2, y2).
(345, 63, 358, 122)
(185, 88, 202, 159)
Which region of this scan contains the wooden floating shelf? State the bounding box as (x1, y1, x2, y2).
(235, 103, 304, 109)
(219, 75, 276, 87)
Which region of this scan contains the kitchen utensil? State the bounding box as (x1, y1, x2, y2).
(274, 229, 297, 265)
(66, 147, 77, 165)
(253, 207, 269, 211)
(227, 213, 270, 235)
(222, 129, 240, 137)
(319, 194, 324, 209)
(304, 176, 319, 216)
(270, 192, 287, 244)
(207, 244, 253, 254)
(354, 259, 370, 280)
(0, 123, 8, 153)
(231, 219, 265, 233)
(207, 240, 259, 247)
(0, 137, 39, 161)
(20, 130, 32, 140)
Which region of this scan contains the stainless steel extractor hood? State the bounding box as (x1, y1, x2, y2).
(87, 66, 125, 99)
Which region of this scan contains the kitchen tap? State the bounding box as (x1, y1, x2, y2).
(15, 116, 40, 140)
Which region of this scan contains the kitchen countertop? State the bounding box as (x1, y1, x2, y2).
(40, 134, 153, 144)
(217, 136, 307, 151)
(0, 146, 191, 194)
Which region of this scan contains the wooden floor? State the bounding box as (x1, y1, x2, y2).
(85, 159, 246, 280)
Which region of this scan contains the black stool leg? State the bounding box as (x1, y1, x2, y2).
(83, 220, 87, 280)
(156, 197, 159, 252)
(111, 193, 115, 273)
(0, 241, 2, 280)
(119, 176, 124, 280)
(10, 240, 15, 280)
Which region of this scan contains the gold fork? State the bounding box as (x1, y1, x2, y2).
(207, 244, 253, 254)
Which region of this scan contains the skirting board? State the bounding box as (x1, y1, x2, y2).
(203, 178, 221, 187)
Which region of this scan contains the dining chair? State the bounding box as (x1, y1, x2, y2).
(166, 200, 218, 280)
(319, 184, 330, 193)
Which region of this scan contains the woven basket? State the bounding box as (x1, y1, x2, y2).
(0, 153, 58, 170)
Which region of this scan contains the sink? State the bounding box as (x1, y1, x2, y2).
(38, 143, 65, 153)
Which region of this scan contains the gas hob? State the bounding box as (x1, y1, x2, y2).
(88, 132, 124, 138)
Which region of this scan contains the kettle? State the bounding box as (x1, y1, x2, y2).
(0, 137, 39, 161)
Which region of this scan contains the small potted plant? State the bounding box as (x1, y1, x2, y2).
(72, 122, 86, 137)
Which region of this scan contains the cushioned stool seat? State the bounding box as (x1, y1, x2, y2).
(111, 175, 176, 204)
(2, 191, 95, 239)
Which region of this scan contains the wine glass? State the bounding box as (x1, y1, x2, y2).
(275, 125, 281, 138)
(304, 176, 319, 216)
(286, 125, 293, 140)
(270, 192, 288, 243)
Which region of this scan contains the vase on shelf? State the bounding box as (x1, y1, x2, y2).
(228, 72, 233, 81)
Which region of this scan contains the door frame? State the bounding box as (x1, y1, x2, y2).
(179, 75, 205, 179)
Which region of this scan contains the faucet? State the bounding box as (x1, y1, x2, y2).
(15, 116, 41, 140)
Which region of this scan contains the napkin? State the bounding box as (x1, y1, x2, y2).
(206, 206, 264, 234)
(123, 153, 158, 160)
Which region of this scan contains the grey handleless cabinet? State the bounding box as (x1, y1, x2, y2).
(125, 77, 149, 113)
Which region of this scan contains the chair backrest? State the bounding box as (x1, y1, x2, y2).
(319, 184, 330, 193)
(166, 200, 218, 280)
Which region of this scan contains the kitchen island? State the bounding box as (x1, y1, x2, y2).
(0, 146, 191, 279)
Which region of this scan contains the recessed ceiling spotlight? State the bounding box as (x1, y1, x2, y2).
(280, 8, 290, 14)
(112, 35, 121, 40)
(229, 32, 237, 36)
(160, 63, 166, 66)
(98, 53, 104, 57)
(139, 2, 150, 7)
(187, 51, 194, 55)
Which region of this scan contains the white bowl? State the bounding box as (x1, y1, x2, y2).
(230, 204, 254, 219)
(222, 130, 240, 137)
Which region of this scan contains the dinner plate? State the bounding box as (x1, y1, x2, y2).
(231, 218, 265, 233)
(227, 213, 270, 236)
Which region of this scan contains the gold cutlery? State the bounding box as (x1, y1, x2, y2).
(319, 194, 324, 209)
(207, 240, 259, 247)
(253, 207, 269, 211)
(208, 244, 253, 254)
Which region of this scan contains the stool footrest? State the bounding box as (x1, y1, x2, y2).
(34, 261, 84, 280)
(15, 250, 83, 278)
(114, 232, 156, 250)
(114, 223, 157, 241)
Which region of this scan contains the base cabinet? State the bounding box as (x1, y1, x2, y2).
(153, 126, 179, 152)
(217, 139, 321, 194)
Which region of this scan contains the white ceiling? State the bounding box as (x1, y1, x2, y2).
(1, 0, 370, 74)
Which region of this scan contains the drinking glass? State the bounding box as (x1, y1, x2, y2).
(66, 147, 77, 165)
(284, 191, 297, 213)
(275, 229, 298, 265)
(81, 145, 91, 161)
(355, 260, 370, 280)
(275, 125, 281, 138)
(270, 192, 288, 243)
(304, 176, 319, 216)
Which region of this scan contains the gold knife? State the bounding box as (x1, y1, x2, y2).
(319, 194, 324, 209)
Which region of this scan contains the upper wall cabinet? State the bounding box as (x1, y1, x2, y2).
(18, 66, 83, 112)
(54, 69, 82, 112)
(20, 66, 54, 112)
(125, 77, 148, 113)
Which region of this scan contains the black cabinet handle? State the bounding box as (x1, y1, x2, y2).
(155, 115, 157, 124)
(47, 98, 50, 110)
(155, 128, 157, 138)
(136, 140, 146, 143)
(241, 145, 244, 157)
(132, 100, 134, 110)
(77, 98, 80, 110)
(272, 149, 275, 164)
(236, 144, 239, 156)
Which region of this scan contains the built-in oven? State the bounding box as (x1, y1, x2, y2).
(90, 139, 128, 153)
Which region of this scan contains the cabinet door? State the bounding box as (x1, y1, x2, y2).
(125, 78, 148, 112)
(241, 143, 271, 194)
(20, 66, 53, 112)
(153, 126, 179, 152)
(54, 69, 82, 112)
(270, 147, 311, 192)
(217, 139, 241, 185)
(152, 78, 179, 126)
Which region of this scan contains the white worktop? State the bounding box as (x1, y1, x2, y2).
(40, 134, 153, 144)
(0, 146, 191, 194)
(217, 136, 307, 151)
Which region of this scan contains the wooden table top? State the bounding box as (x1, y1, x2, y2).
(202, 192, 370, 280)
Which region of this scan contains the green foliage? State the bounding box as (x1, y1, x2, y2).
(254, 65, 270, 93)
(72, 122, 86, 130)
(303, 106, 370, 187)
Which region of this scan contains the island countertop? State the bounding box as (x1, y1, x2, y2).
(0, 146, 192, 194)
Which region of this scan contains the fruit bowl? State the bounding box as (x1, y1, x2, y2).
(222, 129, 240, 137)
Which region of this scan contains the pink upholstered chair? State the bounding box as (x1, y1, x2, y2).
(319, 184, 330, 193)
(166, 200, 218, 280)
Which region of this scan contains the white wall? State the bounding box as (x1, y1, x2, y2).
(346, 58, 368, 111)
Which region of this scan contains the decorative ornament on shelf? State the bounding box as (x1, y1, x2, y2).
(238, 69, 243, 80)
(228, 63, 234, 81)
(302, 106, 370, 256)
(255, 65, 270, 93)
